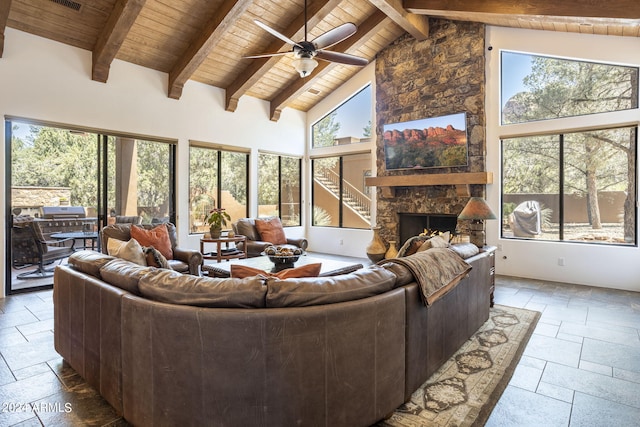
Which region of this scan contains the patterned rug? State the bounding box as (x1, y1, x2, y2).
(378, 305, 540, 427)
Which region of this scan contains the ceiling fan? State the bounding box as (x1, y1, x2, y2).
(244, 0, 368, 78)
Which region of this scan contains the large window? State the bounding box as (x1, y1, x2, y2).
(312, 153, 372, 229)
(7, 119, 176, 293)
(501, 52, 638, 124)
(500, 52, 637, 245)
(312, 85, 372, 148)
(258, 153, 301, 226)
(189, 144, 248, 234)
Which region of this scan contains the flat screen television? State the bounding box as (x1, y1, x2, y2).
(382, 112, 468, 171)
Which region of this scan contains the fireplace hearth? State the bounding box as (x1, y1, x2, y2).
(398, 213, 458, 245)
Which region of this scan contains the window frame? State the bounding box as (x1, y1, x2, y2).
(500, 127, 637, 246)
(188, 142, 249, 235)
(311, 84, 372, 148)
(311, 151, 373, 230)
(257, 151, 302, 227)
(498, 49, 639, 247)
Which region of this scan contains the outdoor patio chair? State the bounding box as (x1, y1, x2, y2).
(12, 222, 75, 279)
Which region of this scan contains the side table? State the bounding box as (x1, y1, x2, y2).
(200, 235, 247, 263)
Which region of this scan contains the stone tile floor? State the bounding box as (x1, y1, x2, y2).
(1, 275, 639, 426)
(486, 276, 640, 427)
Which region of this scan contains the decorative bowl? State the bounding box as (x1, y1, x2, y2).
(261, 246, 304, 271)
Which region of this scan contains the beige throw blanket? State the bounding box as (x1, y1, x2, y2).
(383, 248, 472, 306)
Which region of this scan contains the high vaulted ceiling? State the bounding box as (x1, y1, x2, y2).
(1, 0, 640, 121)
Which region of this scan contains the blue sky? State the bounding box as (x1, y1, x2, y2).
(329, 85, 372, 139)
(501, 51, 532, 108)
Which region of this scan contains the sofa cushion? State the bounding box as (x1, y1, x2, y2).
(234, 218, 261, 241)
(67, 250, 116, 279)
(107, 238, 147, 266)
(266, 265, 397, 307)
(130, 224, 173, 260)
(138, 269, 267, 308)
(254, 217, 287, 244)
(379, 261, 414, 287)
(99, 258, 156, 294)
(449, 243, 480, 259)
(230, 263, 322, 279)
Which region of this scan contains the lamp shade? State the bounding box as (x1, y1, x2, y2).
(458, 197, 497, 221)
(292, 56, 318, 78)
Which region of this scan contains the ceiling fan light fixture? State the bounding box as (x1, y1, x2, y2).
(293, 56, 318, 78)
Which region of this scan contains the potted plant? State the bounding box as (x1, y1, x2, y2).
(204, 207, 231, 238)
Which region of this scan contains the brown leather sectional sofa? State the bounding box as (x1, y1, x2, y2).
(53, 248, 494, 427)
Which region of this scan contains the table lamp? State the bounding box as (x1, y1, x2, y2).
(458, 197, 497, 248)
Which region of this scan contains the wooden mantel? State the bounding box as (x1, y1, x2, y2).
(365, 172, 493, 198)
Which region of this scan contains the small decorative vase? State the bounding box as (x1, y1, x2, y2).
(227, 230, 235, 238)
(385, 240, 398, 259)
(366, 227, 387, 263)
(209, 225, 222, 239)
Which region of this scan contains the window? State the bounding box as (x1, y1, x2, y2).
(312, 85, 371, 148)
(7, 119, 176, 293)
(501, 52, 638, 124)
(189, 144, 248, 234)
(500, 52, 637, 245)
(312, 153, 372, 229)
(258, 153, 302, 226)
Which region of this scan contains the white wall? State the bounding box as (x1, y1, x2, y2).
(305, 63, 377, 258)
(485, 26, 640, 291)
(1, 28, 305, 296)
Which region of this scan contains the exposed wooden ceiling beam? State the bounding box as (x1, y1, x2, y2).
(225, 0, 342, 112)
(368, 0, 429, 40)
(269, 10, 389, 122)
(404, 0, 640, 20)
(168, 0, 252, 100)
(0, 0, 12, 57)
(92, 0, 146, 83)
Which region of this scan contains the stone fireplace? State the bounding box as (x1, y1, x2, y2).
(373, 18, 487, 245)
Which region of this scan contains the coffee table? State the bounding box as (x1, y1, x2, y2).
(202, 255, 363, 278)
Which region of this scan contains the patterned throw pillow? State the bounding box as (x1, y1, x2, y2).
(143, 246, 171, 269)
(254, 217, 287, 245)
(130, 224, 173, 260)
(106, 238, 147, 266)
(230, 263, 322, 279)
(417, 235, 450, 252)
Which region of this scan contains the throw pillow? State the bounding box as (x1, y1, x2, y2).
(254, 217, 287, 245)
(130, 224, 173, 260)
(230, 263, 322, 279)
(143, 246, 171, 269)
(397, 235, 430, 257)
(106, 238, 147, 266)
(417, 235, 450, 252)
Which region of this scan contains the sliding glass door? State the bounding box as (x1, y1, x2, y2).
(5, 119, 175, 293)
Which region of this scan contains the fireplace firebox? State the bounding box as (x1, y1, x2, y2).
(398, 213, 458, 246)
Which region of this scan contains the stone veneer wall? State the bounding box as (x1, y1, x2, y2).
(374, 19, 486, 243)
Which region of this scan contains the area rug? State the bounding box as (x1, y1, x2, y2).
(378, 305, 540, 427)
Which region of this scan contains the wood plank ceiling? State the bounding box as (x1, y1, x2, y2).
(1, 0, 640, 121)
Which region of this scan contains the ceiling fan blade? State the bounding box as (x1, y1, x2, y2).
(311, 22, 357, 50)
(243, 51, 290, 59)
(315, 50, 368, 66)
(254, 20, 303, 49)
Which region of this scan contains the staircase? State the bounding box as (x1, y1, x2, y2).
(314, 168, 371, 223)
